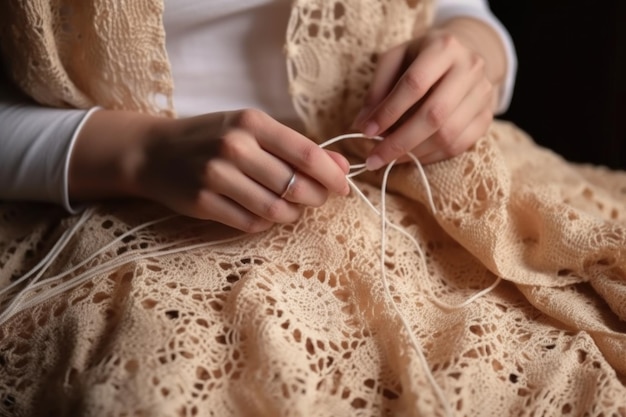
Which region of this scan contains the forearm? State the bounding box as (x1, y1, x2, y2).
(72, 107, 351, 231)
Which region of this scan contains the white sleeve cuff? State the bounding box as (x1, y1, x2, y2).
(433, 0, 517, 114)
(0, 96, 100, 213)
(62, 107, 101, 213)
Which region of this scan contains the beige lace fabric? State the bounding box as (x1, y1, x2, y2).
(1, 1, 626, 416)
(0, 0, 173, 116)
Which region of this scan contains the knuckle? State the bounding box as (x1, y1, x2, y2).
(425, 102, 448, 129)
(439, 33, 458, 50)
(220, 133, 248, 160)
(402, 70, 427, 96)
(235, 108, 265, 130)
(262, 198, 287, 222)
(437, 123, 461, 145)
(286, 176, 306, 200)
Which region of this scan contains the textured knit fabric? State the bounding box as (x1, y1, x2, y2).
(0, 0, 516, 211)
(0, 1, 625, 416)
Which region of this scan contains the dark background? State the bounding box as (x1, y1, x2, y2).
(489, 1, 626, 169)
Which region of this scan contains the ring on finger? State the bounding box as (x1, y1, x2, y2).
(280, 171, 297, 199)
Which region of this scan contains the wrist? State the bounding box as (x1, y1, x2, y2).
(68, 110, 173, 203)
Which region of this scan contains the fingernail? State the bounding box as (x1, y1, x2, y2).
(366, 155, 385, 171)
(363, 121, 380, 137)
(342, 183, 351, 196)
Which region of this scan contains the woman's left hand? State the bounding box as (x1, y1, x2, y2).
(353, 25, 499, 169)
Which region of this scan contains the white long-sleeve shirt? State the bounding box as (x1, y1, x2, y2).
(0, 0, 517, 211)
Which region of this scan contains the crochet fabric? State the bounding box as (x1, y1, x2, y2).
(1, 1, 626, 416)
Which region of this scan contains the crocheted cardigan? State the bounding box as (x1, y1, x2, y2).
(0, 1, 625, 416)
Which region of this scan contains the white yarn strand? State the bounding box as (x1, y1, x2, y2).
(379, 160, 453, 417)
(319, 133, 501, 416)
(9, 235, 247, 319)
(0, 207, 96, 321)
(0, 222, 245, 325)
(0, 133, 503, 416)
(0, 207, 95, 298)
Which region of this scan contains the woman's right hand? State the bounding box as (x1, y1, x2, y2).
(69, 109, 350, 233)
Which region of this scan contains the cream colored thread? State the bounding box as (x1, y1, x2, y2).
(320, 134, 457, 414)
(0, 207, 96, 321)
(0, 220, 242, 325)
(380, 159, 452, 417)
(12, 235, 247, 316)
(1, 134, 501, 415)
(319, 133, 501, 416)
(320, 133, 501, 309)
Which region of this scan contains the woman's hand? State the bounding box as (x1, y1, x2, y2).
(352, 18, 507, 169)
(139, 109, 351, 232)
(69, 109, 350, 233)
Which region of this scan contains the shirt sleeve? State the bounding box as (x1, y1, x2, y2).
(434, 0, 517, 114)
(0, 82, 98, 213)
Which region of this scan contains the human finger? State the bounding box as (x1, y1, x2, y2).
(240, 155, 329, 207)
(230, 109, 350, 196)
(220, 130, 328, 206)
(410, 77, 494, 159)
(205, 158, 303, 224)
(366, 51, 483, 169)
(324, 150, 351, 174)
(277, 171, 330, 206)
(418, 108, 493, 165)
(356, 35, 457, 139)
(352, 44, 408, 128)
(190, 190, 274, 233)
